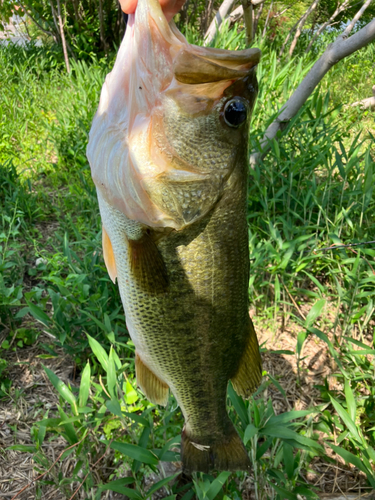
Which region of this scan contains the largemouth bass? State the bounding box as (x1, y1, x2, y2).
(87, 0, 262, 473)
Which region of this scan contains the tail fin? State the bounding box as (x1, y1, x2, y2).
(181, 425, 250, 473)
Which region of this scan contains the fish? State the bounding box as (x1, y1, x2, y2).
(86, 0, 262, 473)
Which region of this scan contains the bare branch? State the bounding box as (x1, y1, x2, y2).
(56, 0, 70, 73)
(98, 0, 108, 54)
(250, 18, 375, 167)
(262, 0, 273, 39)
(305, 0, 350, 53)
(289, 0, 319, 57)
(241, 0, 253, 44)
(17, 0, 58, 41)
(344, 0, 373, 35)
(253, 1, 264, 34)
(227, 5, 243, 25)
(204, 0, 266, 45)
(203, 0, 236, 46)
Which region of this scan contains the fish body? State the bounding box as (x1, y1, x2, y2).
(87, 0, 262, 473)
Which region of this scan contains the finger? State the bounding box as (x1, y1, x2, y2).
(119, 0, 137, 14)
(119, 0, 186, 21)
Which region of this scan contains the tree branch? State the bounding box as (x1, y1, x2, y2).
(203, 0, 265, 46)
(241, 0, 253, 44)
(344, 0, 372, 35)
(56, 0, 70, 73)
(17, 0, 58, 41)
(250, 18, 375, 167)
(203, 0, 236, 46)
(305, 0, 350, 53)
(262, 0, 273, 39)
(288, 0, 319, 57)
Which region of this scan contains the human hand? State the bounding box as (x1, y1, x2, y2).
(119, 0, 186, 22)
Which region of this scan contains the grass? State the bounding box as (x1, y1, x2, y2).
(0, 26, 374, 500)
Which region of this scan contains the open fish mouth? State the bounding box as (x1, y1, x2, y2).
(87, 0, 260, 230)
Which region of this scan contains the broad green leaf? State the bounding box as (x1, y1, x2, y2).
(58, 406, 79, 445)
(79, 361, 91, 408)
(260, 425, 322, 451)
(268, 482, 298, 500)
(107, 348, 117, 399)
(267, 410, 316, 426)
(43, 365, 78, 415)
(296, 331, 307, 357)
(145, 473, 179, 498)
(228, 382, 249, 428)
(106, 398, 122, 418)
(329, 444, 375, 488)
(125, 380, 139, 404)
(180, 490, 195, 500)
(27, 302, 50, 327)
(111, 441, 159, 465)
(329, 396, 361, 444)
(268, 374, 286, 398)
(283, 442, 294, 480)
(133, 426, 151, 474)
(7, 444, 37, 452)
(87, 334, 109, 372)
(344, 379, 356, 422)
(122, 411, 149, 427)
(305, 299, 326, 328)
(244, 424, 258, 445)
(98, 477, 135, 493)
(206, 471, 231, 500)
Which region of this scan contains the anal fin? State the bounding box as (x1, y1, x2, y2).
(128, 232, 168, 294)
(135, 353, 169, 406)
(231, 318, 262, 398)
(102, 226, 117, 283)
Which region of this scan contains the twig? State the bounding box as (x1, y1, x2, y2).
(305, 0, 350, 53)
(203, 0, 236, 46)
(10, 437, 85, 500)
(261, 0, 273, 39)
(56, 0, 70, 73)
(283, 283, 306, 320)
(68, 440, 113, 500)
(344, 0, 373, 36)
(313, 240, 375, 253)
(17, 0, 58, 41)
(289, 0, 320, 57)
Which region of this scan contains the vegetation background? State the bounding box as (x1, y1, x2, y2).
(0, 0, 374, 498)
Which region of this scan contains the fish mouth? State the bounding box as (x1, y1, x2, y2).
(173, 47, 260, 85)
(144, 0, 261, 86)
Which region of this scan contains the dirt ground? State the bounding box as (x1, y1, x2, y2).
(1, 317, 374, 500)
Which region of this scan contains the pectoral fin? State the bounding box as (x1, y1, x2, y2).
(231, 318, 262, 398)
(135, 353, 169, 406)
(128, 231, 169, 294)
(102, 226, 117, 283)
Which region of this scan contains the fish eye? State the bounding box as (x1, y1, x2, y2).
(223, 98, 248, 128)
